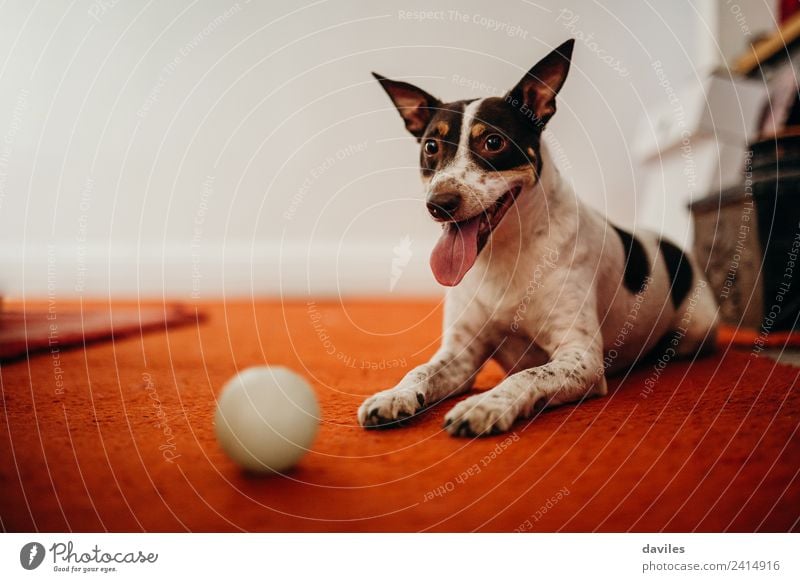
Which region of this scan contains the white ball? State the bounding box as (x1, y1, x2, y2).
(214, 366, 319, 473)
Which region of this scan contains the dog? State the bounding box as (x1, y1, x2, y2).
(358, 39, 718, 437)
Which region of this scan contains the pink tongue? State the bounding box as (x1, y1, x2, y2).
(430, 216, 481, 286)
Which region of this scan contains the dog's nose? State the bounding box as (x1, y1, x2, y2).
(426, 193, 461, 219)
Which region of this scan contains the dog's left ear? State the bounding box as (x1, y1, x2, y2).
(506, 39, 574, 128)
(373, 73, 441, 141)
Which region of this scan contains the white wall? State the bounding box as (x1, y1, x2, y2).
(0, 0, 718, 298)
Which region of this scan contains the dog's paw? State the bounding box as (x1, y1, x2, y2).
(443, 392, 518, 437)
(358, 388, 426, 429)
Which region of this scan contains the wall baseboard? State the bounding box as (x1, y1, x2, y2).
(0, 241, 442, 299)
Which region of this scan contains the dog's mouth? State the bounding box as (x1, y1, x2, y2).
(430, 185, 522, 287)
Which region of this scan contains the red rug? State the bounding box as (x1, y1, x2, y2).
(0, 303, 199, 361)
(1, 300, 798, 532)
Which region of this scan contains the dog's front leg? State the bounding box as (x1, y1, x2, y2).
(358, 327, 488, 428)
(444, 308, 607, 437)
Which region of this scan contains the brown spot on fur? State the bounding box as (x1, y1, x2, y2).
(471, 123, 487, 138)
(435, 121, 450, 136)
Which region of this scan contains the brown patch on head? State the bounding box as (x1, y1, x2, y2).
(471, 123, 487, 138)
(466, 97, 543, 176)
(419, 100, 471, 178)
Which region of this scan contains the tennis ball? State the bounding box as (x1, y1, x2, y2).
(214, 366, 319, 473)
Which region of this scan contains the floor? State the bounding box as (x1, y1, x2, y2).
(764, 348, 800, 367)
(1, 299, 799, 532)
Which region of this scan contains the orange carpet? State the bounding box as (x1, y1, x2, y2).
(1, 299, 799, 532)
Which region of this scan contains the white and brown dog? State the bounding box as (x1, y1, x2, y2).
(358, 39, 718, 437)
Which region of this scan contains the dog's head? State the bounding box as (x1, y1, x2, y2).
(374, 39, 574, 286)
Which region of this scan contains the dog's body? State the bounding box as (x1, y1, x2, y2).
(358, 40, 718, 436)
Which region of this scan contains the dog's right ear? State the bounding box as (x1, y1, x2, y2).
(372, 73, 441, 141)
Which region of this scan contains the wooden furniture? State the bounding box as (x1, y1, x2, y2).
(735, 12, 800, 74)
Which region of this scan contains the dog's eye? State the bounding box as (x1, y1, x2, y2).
(484, 134, 505, 152)
(423, 139, 439, 155)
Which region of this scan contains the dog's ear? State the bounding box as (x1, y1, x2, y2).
(373, 73, 441, 141)
(506, 39, 574, 128)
